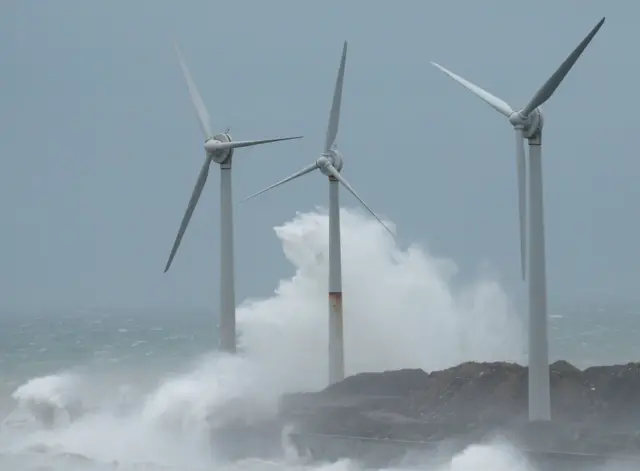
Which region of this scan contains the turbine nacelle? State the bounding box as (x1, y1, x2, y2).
(318, 148, 344, 176)
(508, 108, 544, 139)
(204, 133, 234, 164)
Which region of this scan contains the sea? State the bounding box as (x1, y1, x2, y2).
(2, 208, 639, 471)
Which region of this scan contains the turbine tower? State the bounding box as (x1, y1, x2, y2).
(430, 17, 605, 422)
(165, 44, 303, 354)
(241, 41, 393, 385)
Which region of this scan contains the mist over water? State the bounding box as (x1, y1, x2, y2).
(0, 208, 630, 470)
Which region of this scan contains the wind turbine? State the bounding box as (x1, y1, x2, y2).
(241, 41, 393, 385)
(165, 44, 303, 354)
(431, 17, 605, 422)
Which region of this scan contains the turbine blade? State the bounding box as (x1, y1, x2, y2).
(165, 156, 212, 272)
(205, 136, 303, 152)
(239, 162, 319, 203)
(174, 43, 213, 139)
(515, 128, 527, 280)
(324, 165, 394, 237)
(324, 41, 348, 153)
(522, 17, 605, 116)
(430, 62, 514, 117)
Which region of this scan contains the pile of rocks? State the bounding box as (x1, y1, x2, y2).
(278, 361, 640, 454)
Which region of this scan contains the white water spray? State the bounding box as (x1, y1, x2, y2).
(10, 372, 84, 428)
(3, 208, 534, 471)
(236, 207, 525, 395)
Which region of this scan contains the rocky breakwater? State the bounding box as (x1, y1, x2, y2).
(279, 361, 640, 456)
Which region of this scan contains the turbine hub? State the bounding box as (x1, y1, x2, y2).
(205, 133, 234, 164)
(509, 108, 543, 138)
(317, 148, 344, 177)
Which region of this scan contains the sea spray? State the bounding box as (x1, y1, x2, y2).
(11, 372, 83, 428)
(3, 208, 529, 470)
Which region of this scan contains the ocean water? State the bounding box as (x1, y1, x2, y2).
(2, 208, 639, 471)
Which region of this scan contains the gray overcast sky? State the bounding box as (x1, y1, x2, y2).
(1, 1, 637, 313)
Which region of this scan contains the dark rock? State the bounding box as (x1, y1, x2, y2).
(278, 360, 640, 455)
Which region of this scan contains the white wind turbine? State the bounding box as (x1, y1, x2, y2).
(165, 44, 303, 354)
(431, 17, 605, 421)
(241, 41, 394, 385)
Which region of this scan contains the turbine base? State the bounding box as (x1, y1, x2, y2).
(328, 291, 344, 384)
